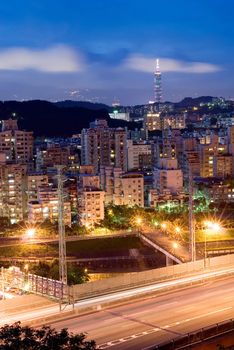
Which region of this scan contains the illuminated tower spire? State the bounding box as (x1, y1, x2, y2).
(154, 58, 162, 103)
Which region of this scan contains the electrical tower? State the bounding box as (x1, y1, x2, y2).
(189, 167, 196, 261)
(57, 166, 67, 285)
(154, 58, 162, 103)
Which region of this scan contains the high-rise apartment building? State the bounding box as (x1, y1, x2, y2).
(0, 160, 27, 223)
(81, 119, 127, 172)
(127, 140, 152, 170)
(198, 134, 228, 177)
(0, 119, 33, 167)
(144, 113, 161, 138)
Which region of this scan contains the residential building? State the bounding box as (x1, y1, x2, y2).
(28, 186, 71, 226)
(28, 201, 71, 226)
(0, 162, 27, 223)
(144, 112, 161, 138)
(81, 119, 127, 172)
(127, 140, 152, 170)
(0, 119, 33, 169)
(213, 154, 233, 178)
(27, 173, 49, 201)
(100, 166, 144, 207)
(198, 134, 228, 177)
(78, 187, 105, 226)
(153, 158, 183, 194)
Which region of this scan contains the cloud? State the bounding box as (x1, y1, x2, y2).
(124, 55, 221, 73)
(0, 45, 84, 73)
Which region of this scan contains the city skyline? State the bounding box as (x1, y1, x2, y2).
(0, 1, 233, 104)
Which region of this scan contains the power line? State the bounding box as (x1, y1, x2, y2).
(189, 167, 196, 261)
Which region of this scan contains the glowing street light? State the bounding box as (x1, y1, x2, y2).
(135, 217, 142, 234)
(210, 222, 221, 233)
(175, 226, 181, 233)
(25, 228, 36, 238)
(203, 220, 222, 266)
(173, 242, 178, 249)
(108, 209, 113, 216)
(135, 217, 142, 225)
(161, 223, 167, 230)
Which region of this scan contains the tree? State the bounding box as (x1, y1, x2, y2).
(0, 322, 96, 349)
(30, 260, 89, 286)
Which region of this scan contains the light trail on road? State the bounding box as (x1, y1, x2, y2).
(0, 266, 233, 330)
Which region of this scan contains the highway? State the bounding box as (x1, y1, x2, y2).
(0, 268, 233, 349)
(50, 275, 234, 349)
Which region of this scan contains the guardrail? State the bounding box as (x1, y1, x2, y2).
(139, 232, 183, 264)
(154, 319, 234, 349)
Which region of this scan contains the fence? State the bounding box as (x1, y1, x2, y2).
(0, 267, 67, 300)
(71, 253, 234, 300)
(28, 274, 66, 299)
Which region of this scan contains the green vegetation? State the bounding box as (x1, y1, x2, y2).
(30, 260, 89, 285)
(0, 322, 96, 349)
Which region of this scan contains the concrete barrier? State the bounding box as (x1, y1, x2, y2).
(71, 254, 234, 300)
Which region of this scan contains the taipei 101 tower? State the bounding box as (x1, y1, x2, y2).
(154, 59, 162, 103)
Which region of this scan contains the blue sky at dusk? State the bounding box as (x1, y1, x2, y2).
(0, 0, 233, 104)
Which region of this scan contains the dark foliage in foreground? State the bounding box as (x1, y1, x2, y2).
(0, 322, 96, 349)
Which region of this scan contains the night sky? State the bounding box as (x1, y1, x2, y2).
(0, 0, 233, 104)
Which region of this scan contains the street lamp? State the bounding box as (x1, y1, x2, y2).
(203, 220, 222, 266)
(135, 217, 142, 233)
(172, 242, 178, 254)
(25, 228, 36, 239)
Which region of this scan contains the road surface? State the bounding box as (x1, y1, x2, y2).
(50, 275, 234, 349)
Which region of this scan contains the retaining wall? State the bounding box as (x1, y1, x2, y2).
(71, 254, 234, 300)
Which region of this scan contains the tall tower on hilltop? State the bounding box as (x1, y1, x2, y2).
(154, 59, 162, 103)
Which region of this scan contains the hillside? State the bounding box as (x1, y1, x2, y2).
(0, 100, 131, 137)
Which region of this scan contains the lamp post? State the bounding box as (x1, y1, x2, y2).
(135, 217, 142, 234)
(203, 221, 221, 268)
(172, 242, 178, 255)
(25, 227, 36, 239)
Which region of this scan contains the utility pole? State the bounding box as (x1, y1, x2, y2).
(189, 167, 196, 261)
(1, 267, 5, 300)
(57, 166, 67, 286)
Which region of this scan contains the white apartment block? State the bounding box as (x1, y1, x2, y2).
(78, 188, 105, 226)
(153, 158, 183, 195)
(127, 140, 152, 170)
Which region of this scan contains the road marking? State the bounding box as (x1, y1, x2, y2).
(97, 306, 233, 349)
